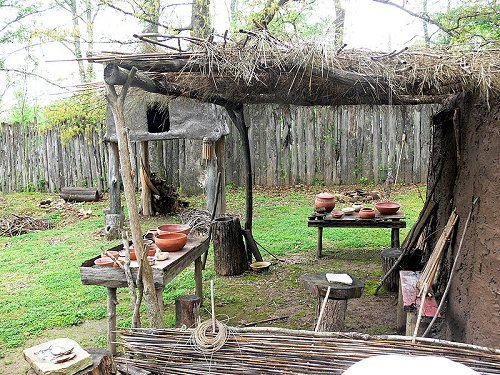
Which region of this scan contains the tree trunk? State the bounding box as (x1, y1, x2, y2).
(315, 297, 347, 332)
(381, 247, 402, 292)
(212, 216, 248, 276)
(60, 187, 99, 202)
(175, 295, 201, 328)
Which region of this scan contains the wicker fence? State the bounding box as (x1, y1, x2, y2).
(0, 104, 437, 193)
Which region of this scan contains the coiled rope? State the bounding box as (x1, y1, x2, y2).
(192, 319, 229, 354)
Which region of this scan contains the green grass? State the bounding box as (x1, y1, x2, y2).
(0, 186, 425, 355)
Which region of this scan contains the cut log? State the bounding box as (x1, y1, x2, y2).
(175, 295, 201, 328)
(75, 349, 114, 375)
(381, 247, 402, 292)
(315, 296, 347, 332)
(212, 216, 248, 276)
(60, 187, 100, 202)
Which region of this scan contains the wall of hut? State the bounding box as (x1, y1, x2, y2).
(427, 93, 499, 347)
(0, 103, 438, 193)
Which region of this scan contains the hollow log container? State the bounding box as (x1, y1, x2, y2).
(315, 192, 336, 212)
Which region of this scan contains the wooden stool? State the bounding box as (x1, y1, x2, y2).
(301, 272, 364, 331)
(381, 247, 402, 292)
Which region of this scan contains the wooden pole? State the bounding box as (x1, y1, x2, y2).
(104, 142, 123, 240)
(105, 69, 164, 328)
(214, 136, 226, 217)
(107, 288, 117, 356)
(140, 141, 152, 216)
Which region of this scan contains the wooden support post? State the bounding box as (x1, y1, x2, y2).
(155, 287, 164, 316)
(140, 141, 152, 217)
(315, 296, 347, 332)
(212, 216, 248, 275)
(175, 295, 201, 328)
(214, 136, 226, 217)
(105, 142, 123, 240)
(391, 228, 400, 248)
(107, 288, 117, 356)
(317, 227, 323, 258)
(381, 247, 402, 292)
(194, 257, 203, 303)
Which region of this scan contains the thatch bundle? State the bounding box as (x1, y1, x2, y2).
(88, 31, 499, 106)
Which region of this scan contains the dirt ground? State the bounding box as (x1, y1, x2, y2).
(3, 247, 398, 374)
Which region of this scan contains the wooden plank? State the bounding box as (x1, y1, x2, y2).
(290, 106, 298, 184)
(399, 271, 439, 317)
(267, 105, 277, 185)
(305, 107, 315, 185)
(413, 106, 422, 183)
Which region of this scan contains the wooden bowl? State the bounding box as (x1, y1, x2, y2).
(250, 261, 271, 272)
(155, 233, 188, 252)
(359, 207, 376, 219)
(375, 202, 401, 215)
(157, 224, 191, 236)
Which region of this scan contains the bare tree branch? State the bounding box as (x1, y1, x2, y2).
(0, 68, 70, 90)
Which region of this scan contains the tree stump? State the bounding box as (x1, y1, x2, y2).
(104, 210, 124, 241)
(212, 216, 248, 276)
(381, 247, 402, 292)
(175, 295, 201, 328)
(315, 297, 347, 331)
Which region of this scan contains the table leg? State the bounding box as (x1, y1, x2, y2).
(317, 227, 323, 258)
(195, 256, 203, 305)
(107, 288, 117, 356)
(391, 228, 400, 248)
(156, 287, 164, 316)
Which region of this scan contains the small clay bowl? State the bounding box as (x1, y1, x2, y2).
(250, 261, 271, 272)
(342, 207, 355, 215)
(331, 210, 344, 218)
(101, 251, 119, 259)
(157, 224, 191, 236)
(155, 233, 188, 252)
(352, 203, 363, 212)
(375, 201, 401, 215)
(113, 259, 125, 268)
(359, 207, 376, 219)
(127, 246, 157, 261)
(94, 257, 114, 267)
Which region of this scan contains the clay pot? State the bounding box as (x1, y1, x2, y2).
(332, 210, 344, 218)
(113, 259, 125, 268)
(157, 224, 191, 236)
(94, 257, 114, 267)
(359, 207, 376, 219)
(155, 233, 188, 252)
(375, 201, 401, 215)
(143, 229, 157, 241)
(314, 192, 336, 212)
(128, 246, 157, 261)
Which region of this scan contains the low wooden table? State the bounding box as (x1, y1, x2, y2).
(308, 210, 406, 257)
(301, 272, 364, 331)
(80, 236, 209, 355)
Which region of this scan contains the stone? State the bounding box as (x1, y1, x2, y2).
(23, 338, 93, 375)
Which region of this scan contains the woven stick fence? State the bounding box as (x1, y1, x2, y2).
(117, 327, 500, 375)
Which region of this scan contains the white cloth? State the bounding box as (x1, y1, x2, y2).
(343, 355, 479, 375)
(326, 273, 353, 285)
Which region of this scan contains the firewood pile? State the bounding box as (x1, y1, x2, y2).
(178, 208, 211, 237)
(0, 215, 52, 237)
(150, 174, 188, 215)
(334, 189, 381, 204)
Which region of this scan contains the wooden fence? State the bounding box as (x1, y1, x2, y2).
(0, 104, 437, 193)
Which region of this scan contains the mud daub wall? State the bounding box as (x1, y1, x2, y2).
(430, 94, 500, 347)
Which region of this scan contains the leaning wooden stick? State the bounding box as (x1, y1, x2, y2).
(315, 286, 332, 332)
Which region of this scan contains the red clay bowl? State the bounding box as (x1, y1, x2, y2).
(359, 207, 376, 219)
(101, 251, 119, 259)
(127, 246, 156, 261)
(375, 202, 401, 215)
(157, 224, 191, 236)
(155, 232, 188, 252)
(94, 257, 114, 267)
(331, 210, 344, 218)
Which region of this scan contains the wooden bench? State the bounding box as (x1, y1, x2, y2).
(397, 270, 440, 336)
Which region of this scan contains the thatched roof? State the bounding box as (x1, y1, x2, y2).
(89, 31, 500, 107)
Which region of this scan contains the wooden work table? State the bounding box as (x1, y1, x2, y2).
(80, 236, 209, 354)
(308, 210, 406, 257)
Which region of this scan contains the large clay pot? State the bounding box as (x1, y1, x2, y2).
(155, 233, 188, 252)
(314, 192, 336, 212)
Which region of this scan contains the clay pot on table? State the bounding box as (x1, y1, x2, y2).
(157, 224, 191, 236)
(359, 207, 376, 219)
(352, 203, 363, 212)
(314, 192, 336, 212)
(375, 202, 401, 215)
(94, 257, 115, 267)
(155, 233, 188, 252)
